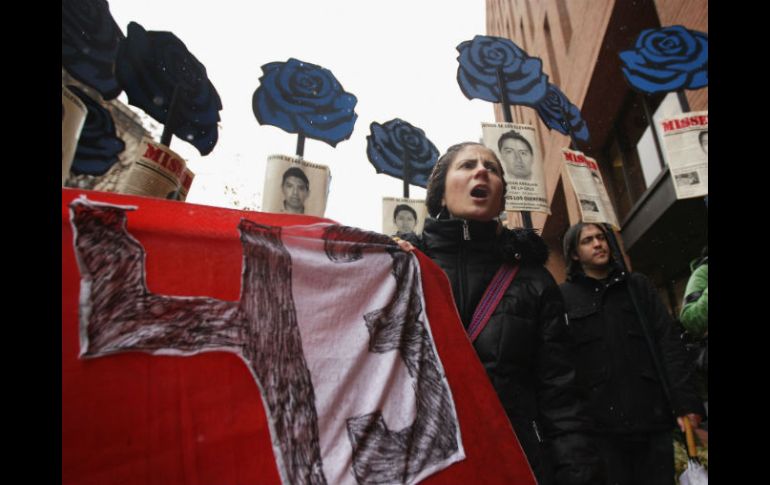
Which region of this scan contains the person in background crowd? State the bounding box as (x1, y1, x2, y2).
(560, 223, 705, 485)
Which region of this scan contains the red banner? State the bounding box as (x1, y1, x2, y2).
(62, 188, 535, 485)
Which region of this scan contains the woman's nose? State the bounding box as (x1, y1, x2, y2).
(472, 161, 489, 177)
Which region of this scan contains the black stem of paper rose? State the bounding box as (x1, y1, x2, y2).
(160, 84, 182, 148)
(402, 151, 410, 198)
(558, 103, 578, 150)
(497, 69, 514, 124)
(497, 68, 532, 230)
(296, 133, 305, 158)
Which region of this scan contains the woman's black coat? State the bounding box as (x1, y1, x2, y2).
(412, 218, 601, 485)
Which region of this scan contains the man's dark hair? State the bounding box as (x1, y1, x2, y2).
(425, 142, 506, 218)
(282, 166, 310, 189)
(698, 130, 708, 145)
(497, 130, 533, 154)
(562, 222, 610, 275)
(393, 204, 417, 222)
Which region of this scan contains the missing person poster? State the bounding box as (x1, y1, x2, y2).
(562, 148, 620, 229)
(481, 122, 550, 214)
(114, 136, 195, 201)
(262, 155, 331, 217)
(660, 111, 708, 199)
(382, 197, 428, 237)
(62, 86, 87, 185)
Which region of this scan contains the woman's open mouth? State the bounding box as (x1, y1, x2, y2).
(471, 186, 489, 198)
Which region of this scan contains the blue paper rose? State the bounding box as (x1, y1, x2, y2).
(619, 25, 708, 94)
(535, 84, 589, 143)
(253, 58, 358, 147)
(62, 0, 125, 100)
(366, 119, 439, 188)
(456, 35, 548, 107)
(68, 85, 125, 176)
(116, 22, 222, 156)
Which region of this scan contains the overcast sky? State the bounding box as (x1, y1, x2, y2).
(108, 0, 492, 231)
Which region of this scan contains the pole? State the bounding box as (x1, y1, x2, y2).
(676, 90, 691, 113)
(403, 151, 410, 199)
(160, 84, 182, 148)
(296, 133, 305, 159)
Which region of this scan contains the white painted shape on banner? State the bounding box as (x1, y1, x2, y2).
(288, 235, 417, 484)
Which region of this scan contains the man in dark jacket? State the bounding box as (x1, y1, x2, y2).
(560, 223, 705, 485)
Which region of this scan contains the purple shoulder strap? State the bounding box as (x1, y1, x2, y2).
(466, 263, 520, 342)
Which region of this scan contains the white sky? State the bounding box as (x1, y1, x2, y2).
(108, 0, 492, 232)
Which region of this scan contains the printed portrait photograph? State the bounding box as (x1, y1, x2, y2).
(382, 198, 428, 237)
(262, 155, 331, 217)
(481, 123, 544, 186)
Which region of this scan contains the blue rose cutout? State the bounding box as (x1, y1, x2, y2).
(116, 22, 222, 156)
(619, 25, 708, 94)
(62, 0, 125, 100)
(535, 84, 589, 143)
(366, 119, 439, 188)
(456, 35, 548, 107)
(68, 85, 125, 176)
(253, 58, 358, 147)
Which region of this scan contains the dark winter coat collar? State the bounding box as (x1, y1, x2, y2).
(421, 217, 549, 266)
(566, 262, 626, 284)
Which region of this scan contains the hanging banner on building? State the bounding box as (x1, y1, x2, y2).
(659, 111, 708, 200)
(562, 148, 620, 228)
(481, 122, 550, 214)
(262, 155, 331, 217)
(62, 86, 87, 185)
(113, 135, 195, 200)
(382, 197, 428, 237)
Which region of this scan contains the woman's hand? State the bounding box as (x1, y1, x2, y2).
(392, 237, 415, 252)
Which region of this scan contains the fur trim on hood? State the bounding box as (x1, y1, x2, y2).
(499, 227, 550, 266)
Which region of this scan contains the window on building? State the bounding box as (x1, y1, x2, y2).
(597, 91, 668, 222)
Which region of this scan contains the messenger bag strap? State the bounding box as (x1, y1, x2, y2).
(467, 263, 520, 342)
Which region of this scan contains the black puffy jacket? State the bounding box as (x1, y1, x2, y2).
(559, 268, 705, 434)
(415, 218, 602, 485)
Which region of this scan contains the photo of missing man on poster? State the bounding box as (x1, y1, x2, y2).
(382, 197, 427, 237)
(262, 155, 331, 217)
